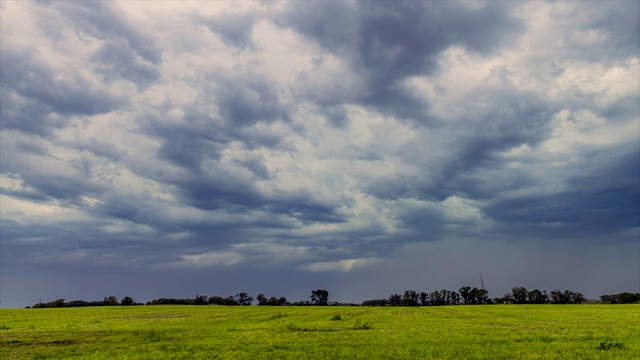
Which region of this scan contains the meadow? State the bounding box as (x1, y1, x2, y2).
(1, 304, 638, 359)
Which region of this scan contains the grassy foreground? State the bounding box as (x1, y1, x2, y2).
(1, 304, 638, 359)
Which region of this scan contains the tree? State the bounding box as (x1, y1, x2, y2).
(103, 296, 118, 306)
(501, 293, 514, 304)
(459, 286, 472, 304)
(223, 296, 239, 305)
(471, 287, 489, 305)
(49, 299, 66, 308)
(550, 289, 564, 304)
(443, 290, 452, 305)
(310, 289, 329, 306)
(617, 292, 640, 304)
(121, 296, 134, 306)
(208, 296, 224, 305)
(573, 292, 586, 304)
(389, 293, 402, 306)
(67, 300, 90, 307)
(402, 290, 419, 306)
(419, 292, 429, 306)
(450, 291, 460, 305)
(362, 299, 390, 306)
(235, 292, 253, 306)
(429, 290, 443, 306)
(256, 294, 268, 305)
(550, 289, 584, 304)
(527, 289, 544, 304)
(600, 294, 615, 303)
(511, 286, 528, 304)
(268, 297, 279, 305)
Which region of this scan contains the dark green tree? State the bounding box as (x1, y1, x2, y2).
(268, 297, 279, 305)
(443, 290, 452, 305)
(208, 296, 224, 305)
(450, 291, 461, 305)
(572, 292, 586, 304)
(67, 300, 90, 307)
(527, 289, 544, 304)
(194, 295, 208, 305)
(235, 292, 253, 306)
(401, 290, 419, 306)
(471, 287, 489, 304)
(419, 292, 429, 306)
(511, 286, 528, 304)
(429, 290, 446, 306)
(256, 294, 268, 305)
(49, 299, 66, 308)
(617, 292, 640, 304)
(501, 293, 514, 304)
(459, 286, 472, 304)
(310, 289, 329, 306)
(223, 296, 239, 305)
(103, 296, 118, 306)
(121, 296, 134, 306)
(550, 289, 564, 304)
(428, 290, 439, 306)
(389, 293, 402, 306)
(550, 289, 584, 304)
(600, 294, 614, 303)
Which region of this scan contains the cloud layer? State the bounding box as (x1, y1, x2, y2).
(1, 1, 638, 307)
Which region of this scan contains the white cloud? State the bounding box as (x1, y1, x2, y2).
(169, 252, 245, 268)
(300, 258, 383, 272)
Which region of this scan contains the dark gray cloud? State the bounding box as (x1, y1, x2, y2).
(511, 148, 638, 228)
(212, 71, 291, 127)
(50, 1, 162, 64)
(600, 94, 640, 121)
(201, 11, 258, 49)
(92, 39, 162, 89)
(52, 1, 165, 89)
(1, 1, 638, 308)
(280, 1, 525, 121)
(0, 48, 124, 136)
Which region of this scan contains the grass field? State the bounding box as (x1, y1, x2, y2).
(1, 304, 638, 359)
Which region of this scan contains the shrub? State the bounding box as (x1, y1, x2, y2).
(596, 341, 623, 350)
(352, 319, 372, 330)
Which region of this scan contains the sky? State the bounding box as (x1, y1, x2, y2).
(0, 0, 638, 308)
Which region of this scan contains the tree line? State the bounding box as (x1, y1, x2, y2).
(362, 286, 591, 306)
(26, 287, 639, 308)
(29, 296, 142, 308)
(26, 289, 329, 308)
(599, 292, 640, 304)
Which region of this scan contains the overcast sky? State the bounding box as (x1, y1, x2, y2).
(1, 0, 638, 308)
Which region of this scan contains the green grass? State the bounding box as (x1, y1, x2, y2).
(1, 305, 638, 359)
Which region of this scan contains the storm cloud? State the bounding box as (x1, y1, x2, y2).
(1, 1, 638, 307)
